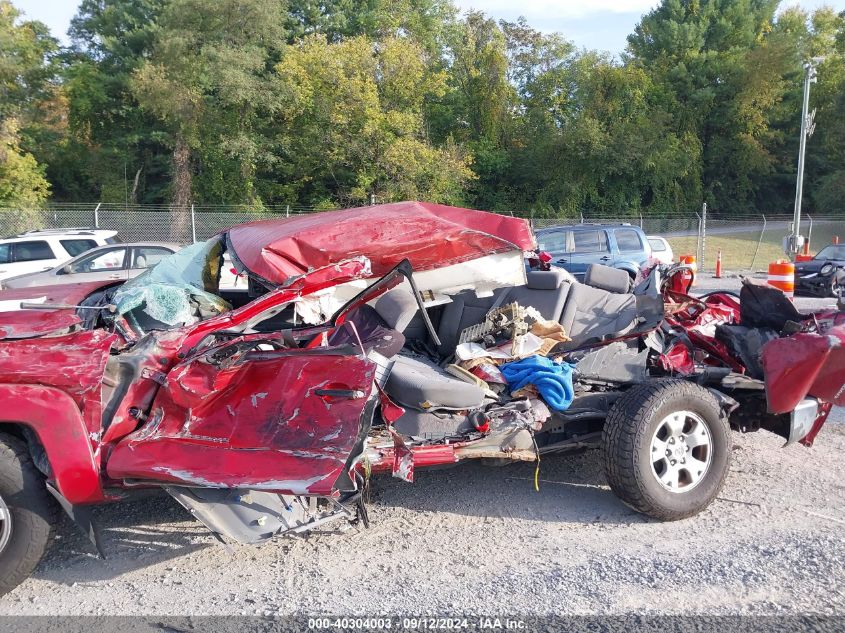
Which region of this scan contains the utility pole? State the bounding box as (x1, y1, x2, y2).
(789, 58, 823, 258)
(700, 202, 707, 270)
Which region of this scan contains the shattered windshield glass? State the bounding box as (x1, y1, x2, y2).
(112, 237, 232, 333)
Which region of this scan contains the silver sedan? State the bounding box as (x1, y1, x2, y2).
(0, 242, 182, 289)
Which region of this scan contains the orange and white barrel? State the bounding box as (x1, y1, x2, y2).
(767, 260, 795, 300)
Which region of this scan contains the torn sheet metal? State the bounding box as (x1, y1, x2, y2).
(226, 201, 535, 287)
(0, 281, 112, 339)
(658, 342, 695, 376)
(165, 488, 314, 544)
(175, 257, 372, 352)
(761, 324, 845, 414)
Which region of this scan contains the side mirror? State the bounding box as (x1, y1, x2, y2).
(61, 265, 73, 275)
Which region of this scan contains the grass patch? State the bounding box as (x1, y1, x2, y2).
(667, 220, 845, 271)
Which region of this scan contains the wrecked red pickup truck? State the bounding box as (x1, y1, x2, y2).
(0, 201, 842, 596)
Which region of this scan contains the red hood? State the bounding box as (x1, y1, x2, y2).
(0, 281, 113, 340)
(226, 201, 535, 286)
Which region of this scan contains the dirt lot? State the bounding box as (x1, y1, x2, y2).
(0, 275, 843, 617)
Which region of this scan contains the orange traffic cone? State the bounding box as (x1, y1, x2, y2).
(714, 250, 722, 279)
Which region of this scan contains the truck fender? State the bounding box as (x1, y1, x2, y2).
(0, 384, 104, 504)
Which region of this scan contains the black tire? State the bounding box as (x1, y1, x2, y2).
(602, 379, 731, 521)
(0, 432, 57, 597)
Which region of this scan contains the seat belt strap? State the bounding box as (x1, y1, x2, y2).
(486, 287, 512, 315)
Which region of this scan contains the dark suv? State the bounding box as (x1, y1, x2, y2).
(535, 223, 652, 281)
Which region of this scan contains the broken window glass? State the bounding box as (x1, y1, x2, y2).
(112, 237, 231, 334)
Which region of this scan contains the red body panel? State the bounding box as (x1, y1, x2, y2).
(0, 386, 104, 503)
(226, 201, 535, 286)
(0, 329, 116, 503)
(106, 350, 376, 495)
(0, 280, 114, 339)
(761, 324, 845, 414)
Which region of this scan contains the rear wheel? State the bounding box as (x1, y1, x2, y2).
(0, 433, 56, 596)
(602, 380, 731, 521)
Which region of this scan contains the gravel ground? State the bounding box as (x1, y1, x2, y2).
(0, 274, 843, 617)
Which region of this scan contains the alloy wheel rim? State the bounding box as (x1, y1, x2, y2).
(650, 410, 713, 493)
(0, 494, 11, 555)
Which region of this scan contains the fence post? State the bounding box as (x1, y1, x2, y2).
(695, 212, 701, 266)
(579, 212, 584, 224)
(285, 205, 290, 218)
(639, 213, 644, 229)
(750, 214, 767, 272)
(93, 202, 101, 228)
(700, 202, 707, 270)
(190, 204, 197, 244)
(806, 214, 814, 252)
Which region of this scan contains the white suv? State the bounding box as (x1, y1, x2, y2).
(0, 228, 119, 284)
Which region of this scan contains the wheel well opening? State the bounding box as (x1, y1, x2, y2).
(0, 423, 51, 477)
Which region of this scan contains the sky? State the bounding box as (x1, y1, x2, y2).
(12, 0, 845, 53)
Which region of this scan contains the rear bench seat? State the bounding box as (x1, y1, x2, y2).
(435, 270, 572, 355)
(435, 267, 640, 356)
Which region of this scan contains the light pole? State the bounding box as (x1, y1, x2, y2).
(788, 57, 824, 258)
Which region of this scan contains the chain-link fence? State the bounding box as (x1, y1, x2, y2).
(0, 204, 322, 245)
(2, 204, 843, 273)
(531, 213, 844, 272)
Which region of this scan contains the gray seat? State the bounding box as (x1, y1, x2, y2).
(371, 290, 486, 438)
(558, 283, 639, 350)
(385, 355, 486, 410)
(436, 270, 572, 356)
(433, 267, 641, 355)
(583, 263, 631, 293)
(371, 288, 419, 331)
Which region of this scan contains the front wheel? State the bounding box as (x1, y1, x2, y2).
(0, 433, 57, 596)
(602, 380, 731, 521)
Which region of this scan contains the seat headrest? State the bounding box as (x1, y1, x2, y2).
(584, 264, 631, 294)
(526, 270, 568, 290)
(371, 288, 418, 332)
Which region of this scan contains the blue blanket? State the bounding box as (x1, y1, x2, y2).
(500, 356, 575, 412)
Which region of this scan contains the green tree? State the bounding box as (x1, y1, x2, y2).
(274, 34, 473, 206)
(285, 0, 455, 55)
(0, 118, 50, 205)
(0, 0, 57, 119)
(627, 0, 784, 214)
(428, 12, 514, 210)
(0, 0, 57, 203)
(62, 0, 169, 203)
(132, 0, 287, 216)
